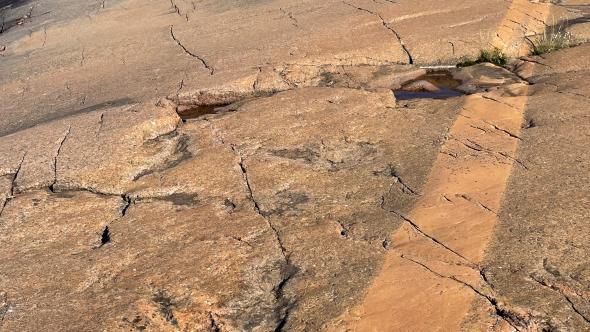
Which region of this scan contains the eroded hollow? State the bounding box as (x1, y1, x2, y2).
(175, 98, 255, 121)
(176, 104, 231, 121)
(394, 70, 463, 100)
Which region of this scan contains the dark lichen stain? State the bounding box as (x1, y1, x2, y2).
(263, 190, 310, 216)
(270, 147, 319, 164)
(152, 290, 178, 326)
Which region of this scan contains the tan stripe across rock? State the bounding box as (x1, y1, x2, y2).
(327, 88, 530, 332)
(325, 1, 557, 330)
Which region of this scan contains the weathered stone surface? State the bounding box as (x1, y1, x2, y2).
(471, 44, 590, 331)
(1, 0, 589, 331)
(0, 0, 564, 137)
(453, 63, 524, 94)
(0, 86, 463, 330)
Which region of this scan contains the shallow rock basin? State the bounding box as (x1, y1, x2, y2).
(395, 70, 463, 100)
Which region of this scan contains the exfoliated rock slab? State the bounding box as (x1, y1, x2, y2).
(453, 63, 524, 94)
(54, 101, 182, 194)
(0, 101, 182, 195)
(513, 43, 590, 80)
(106, 201, 287, 332)
(127, 120, 251, 205)
(1, 0, 527, 137)
(0, 120, 71, 192)
(173, 64, 426, 109)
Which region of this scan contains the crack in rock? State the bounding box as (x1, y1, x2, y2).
(457, 194, 498, 215)
(169, 25, 214, 75)
(342, 1, 414, 64)
(374, 164, 419, 196)
(222, 142, 297, 331)
(49, 125, 71, 192)
(380, 198, 473, 265)
(96, 113, 105, 136)
(279, 8, 299, 28)
(119, 194, 132, 217)
(208, 312, 221, 332)
(529, 274, 590, 325)
(0, 291, 11, 324)
(0, 152, 27, 219)
(401, 255, 558, 331)
(481, 119, 523, 140)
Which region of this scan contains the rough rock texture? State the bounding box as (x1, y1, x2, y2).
(1, 0, 589, 331)
(0, 87, 462, 331)
(0, 0, 573, 136)
(473, 43, 590, 331)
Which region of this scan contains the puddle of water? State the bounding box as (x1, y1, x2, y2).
(394, 88, 463, 100)
(176, 97, 258, 121)
(176, 104, 232, 121)
(394, 70, 463, 101)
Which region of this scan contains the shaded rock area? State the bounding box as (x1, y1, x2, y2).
(465, 43, 590, 331)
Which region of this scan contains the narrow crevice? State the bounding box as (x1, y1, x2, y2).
(279, 8, 299, 28)
(208, 312, 221, 332)
(401, 255, 553, 331)
(0, 152, 27, 218)
(373, 165, 420, 196)
(497, 151, 529, 170)
(470, 124, 488, 133)
(274, 306, 291, 332)
(530, 274, 590, 324)
(96, 113, 104, 136)
(452, 137, 483, 152)
(230, 145, 288, 257)
(228, 235, 252, 247)
(457, 194, 498, 215)
(119, 194, 132, 217)
(481, 94, 518, 110)
(440, 150, 458, 159)
(565, 296, 590, 325)
(380, 197, 473, 265)
(169, 26, 214, 75)
(10, 152, 27, 197)
(0, 291, 11, 324)
(342, 1, 413, 64)
(49, 126, 72, 192)
(482, 119, 523, 140)
(227, 143, 296, 331)
(452, 135, 529, 170)
(100, 226, 111, 246)
(169, 0, 181, 16)
(519, 57, 550, 68)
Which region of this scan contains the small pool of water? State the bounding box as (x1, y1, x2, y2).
(176, 104, 231, 121)
(394, 70, 464, 100)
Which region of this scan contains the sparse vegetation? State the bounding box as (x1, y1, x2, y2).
(457, 48, 508, 67)
(529, 24, 580, 55)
